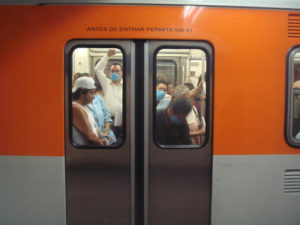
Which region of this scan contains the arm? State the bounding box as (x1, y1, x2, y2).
(104, 122, 110, 135)
(99, 96, 112, 135)
(94, 49, 116, 94)
(294, 80, 300, 88)
(188, 80, 204, 98)
(190, 127, 205, 137)
(101, 96, 113, 125)
(72, 104, 104, 145)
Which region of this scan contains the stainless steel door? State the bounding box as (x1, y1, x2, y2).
(145, 41, 213, 225)
(64, 40, 213, 225)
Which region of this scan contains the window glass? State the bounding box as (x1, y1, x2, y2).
(71, 47, 124, 147)
(155, 48, 207, 147)
(291, 52, 300, 141)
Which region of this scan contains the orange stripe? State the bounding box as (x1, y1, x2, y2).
(0, 6, 299, 155)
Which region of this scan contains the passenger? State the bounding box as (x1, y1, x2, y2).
(73, 73, 117, 145)
(293, 64, 300, 88)
(87, 79, 117, 145)
(95, 49, 123, 137)
(72, 77, 105, 145)
(156, 79, 171, 110)
(167, 82, 174, 96)
(293, 64, 300, 136)
(184, 82, 206, 145)
(72, 72, 84, 86)
(156, 97, 192, 145)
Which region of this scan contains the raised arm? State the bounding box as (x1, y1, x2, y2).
(188, 80, 204, 98)
(94, 49, 116, 93)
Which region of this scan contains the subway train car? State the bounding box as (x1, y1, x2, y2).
(1, 1, 300, 225)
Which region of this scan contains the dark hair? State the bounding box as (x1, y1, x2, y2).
(156, 79, 168, 87)
(72, 88, 89, 100)
(94, 76, 103, 91)
(169, 97, 192, 116)
(110, 62, 122, 69)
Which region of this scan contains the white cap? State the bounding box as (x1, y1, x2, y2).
(72, 76, 96, 93)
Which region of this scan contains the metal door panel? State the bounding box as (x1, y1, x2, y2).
(145, 41, 213, 225)
(64, 40, 133, 225)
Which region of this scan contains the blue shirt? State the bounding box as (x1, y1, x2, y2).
(157, 97, 171, 111)
(88, 95, 116, 142)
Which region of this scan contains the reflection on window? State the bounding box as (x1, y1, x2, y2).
(155, 48, 207, 147)
(71, 48, 124, 147)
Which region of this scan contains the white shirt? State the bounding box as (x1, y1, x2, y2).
(95, 55, 123, 126)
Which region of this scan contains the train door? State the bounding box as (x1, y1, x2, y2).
(64, 40, 213, 225)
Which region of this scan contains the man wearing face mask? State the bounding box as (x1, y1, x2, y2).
(95, 49, 123, 137)
(156, 95, 192, 145)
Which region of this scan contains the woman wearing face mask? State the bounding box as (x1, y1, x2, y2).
(156, 85, 192, 145)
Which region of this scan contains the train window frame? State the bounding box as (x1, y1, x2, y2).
(286, 46, 300, 148)
(153, 46, 210, 149)
(67, 44, 126, 149)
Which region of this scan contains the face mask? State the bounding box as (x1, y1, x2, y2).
(170, 116, 184, 125)
(156, 90, 165, 101)
(110, 73, 120, 81)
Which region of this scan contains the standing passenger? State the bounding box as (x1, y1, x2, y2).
(184, 82, 205, 145)
(156, 79, 171, 110)
(95, 49, 123, 137)
(88, 80, 117, 145)
(72, 77, 106, 145)
(167, 82, 174, 96)
(156, 97, 192, 145)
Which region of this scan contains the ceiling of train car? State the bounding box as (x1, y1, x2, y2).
(1, 0, 300, 9)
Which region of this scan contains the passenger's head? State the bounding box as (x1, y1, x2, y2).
(109, 63, 123, 82)
(72, 77, 96, 104)
(168, 97, 192, 124)
(72, 72, 94, 86)
(167, 83, 174, 95)
(172, 84, 190, 100)
(72, 72, 83, 86)
(156, 79, 168, 91)
(156, 79, 168, 101)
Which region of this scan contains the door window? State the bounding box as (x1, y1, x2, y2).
(154, 48, 208, 147)
(71, 47, 124, 147)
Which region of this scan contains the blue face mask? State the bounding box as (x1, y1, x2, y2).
(110, 73, 120, 81)
(156, 90, 165, 101)
(170, 116, 184, 125)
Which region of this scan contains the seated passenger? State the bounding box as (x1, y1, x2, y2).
(72, 77, 106, 145)
(156, 97, 192, 145)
